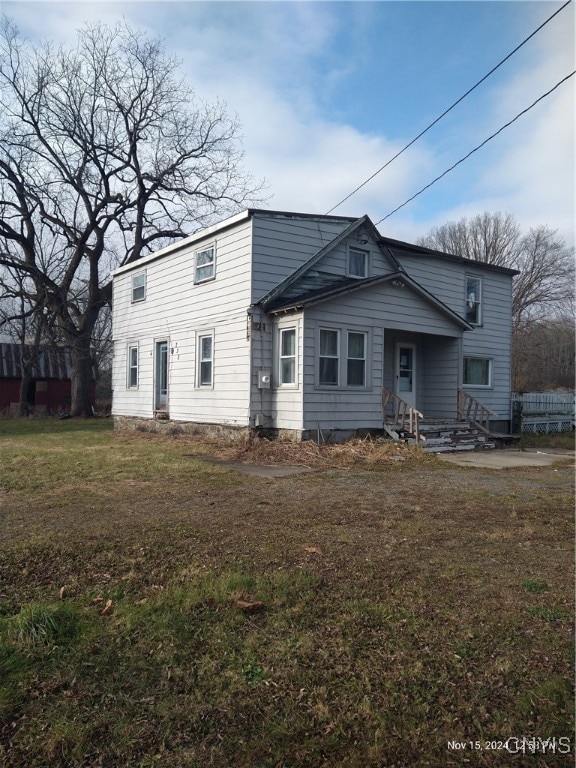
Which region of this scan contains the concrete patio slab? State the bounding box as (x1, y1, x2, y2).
(438, 449, 574, 469)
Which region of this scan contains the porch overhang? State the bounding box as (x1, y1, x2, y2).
(262, 272, 474, 332)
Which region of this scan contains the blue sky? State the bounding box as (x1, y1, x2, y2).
(4, 0, 575, 246)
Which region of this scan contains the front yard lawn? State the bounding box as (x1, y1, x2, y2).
(0, 419, 574, 767)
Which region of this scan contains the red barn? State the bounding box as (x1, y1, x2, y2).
(0, 343, 95, 414)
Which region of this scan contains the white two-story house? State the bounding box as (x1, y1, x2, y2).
(111, 209, 516, 440)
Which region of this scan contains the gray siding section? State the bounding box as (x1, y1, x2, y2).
(250, 214, 351, 302)
(421, 336, 460, 418)
(300, 282, 463, 431)
(397, 254, 513, 417)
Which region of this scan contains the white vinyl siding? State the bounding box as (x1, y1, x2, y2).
(260, 314, 304, 431)
(112, 218, 252, 425)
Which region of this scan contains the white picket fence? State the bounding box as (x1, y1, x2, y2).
(511, 392, 575, 434)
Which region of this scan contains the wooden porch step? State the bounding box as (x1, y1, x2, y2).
(384, 417, 498, 453)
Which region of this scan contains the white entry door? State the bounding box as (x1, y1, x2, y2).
(395, 343, 417, 408)
(154, 340, 168, 411)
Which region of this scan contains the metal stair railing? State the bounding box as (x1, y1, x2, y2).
(382, 388, 424, 442)
(457, 388, 496, 435)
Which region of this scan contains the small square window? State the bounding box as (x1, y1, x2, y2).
(132, 273, 146, 302)
(463, 357, 491, 387)
(348, 248, 367, 278)
(195, 246, 215, 283)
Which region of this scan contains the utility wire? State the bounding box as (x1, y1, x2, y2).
(325, 0, 573, 215)
(375, 71, 575, 225)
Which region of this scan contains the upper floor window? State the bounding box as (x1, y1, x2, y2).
(347, 248, 368, 278)
(195, 245, 215, 283)
(131, 273, 146, 302)
(279, 328, 296, 386)
(465, 276, 482, 325)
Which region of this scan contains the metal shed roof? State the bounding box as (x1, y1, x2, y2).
(0, 343, 73, 380)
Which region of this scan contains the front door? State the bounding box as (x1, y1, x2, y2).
(395, 343, 417, 408)
(155, 340, 168, 411)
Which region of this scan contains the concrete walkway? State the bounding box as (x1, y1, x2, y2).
(438, 449, 574, 469)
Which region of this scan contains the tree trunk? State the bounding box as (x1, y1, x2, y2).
(70, 335, 94, 417)
(18, 369, 31, 417)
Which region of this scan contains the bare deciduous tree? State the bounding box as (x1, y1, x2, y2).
(0, 18, 264, 416)
(512, 316, 575, 391)
(418, 212, 575, 329)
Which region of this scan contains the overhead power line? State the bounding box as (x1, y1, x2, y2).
(325, 0, 573, 215)
(375, 71, 575, 225)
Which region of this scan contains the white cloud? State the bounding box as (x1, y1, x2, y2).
(4, 0, 574, 249)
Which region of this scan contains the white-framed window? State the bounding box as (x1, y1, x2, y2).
(465, 276, 482, 325)
(463, 357, 492, 387)
(131, 273, 146, 302)
(194, 245, 216, 283)
(127, 344, 139, 388)
(347, 247, 368, 278)
(319, 329, 340, 386)
(197, 332, 214, 387)
(317, 325, 371, 389)
(347, 331, 366, 387)
(279, 327, 297, 386)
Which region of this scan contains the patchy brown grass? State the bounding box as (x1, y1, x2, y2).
(0, 419, 574, 767)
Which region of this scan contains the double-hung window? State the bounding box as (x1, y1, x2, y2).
(465, 277, 482, 325)
(279, 328, 296, 385)
(318, 327, 370, 388)
(195, 245, 215, 283)
(347, 332, 366, 386)
(348, 248, 368, 278)
(463, 357, 491, 387)
(131, 273, 146, 302)
(127, 345, 138, 388)
(197, 333, 214, 387)
(319, 329, 340, 386)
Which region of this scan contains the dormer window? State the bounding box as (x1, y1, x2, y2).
(465, 276, 482, 325)
(131, 273, 146, 302)
(347, 248, 368, 278)
(195, 245, 215, 283)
